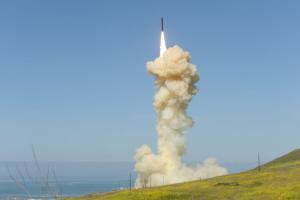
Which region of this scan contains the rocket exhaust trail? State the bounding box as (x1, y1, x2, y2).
(134, 18, 228, 188)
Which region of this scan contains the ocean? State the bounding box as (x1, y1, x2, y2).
(0, 180, 130, 200)
(0, 161, 134, 200)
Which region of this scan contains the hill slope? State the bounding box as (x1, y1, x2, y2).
(262, 148, 300, 168)
(71, 149, 300, 200)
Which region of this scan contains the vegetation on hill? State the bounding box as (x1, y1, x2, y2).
(262, 148, 300, 168)
(70, 149, 300, 200)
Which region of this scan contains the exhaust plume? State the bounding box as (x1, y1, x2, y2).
(134, 45, 228, 187)
(160, 31, 166, 57)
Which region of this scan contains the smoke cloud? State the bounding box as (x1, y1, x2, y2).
(134, 46, 228, 187)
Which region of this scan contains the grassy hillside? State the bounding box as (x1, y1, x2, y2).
(262, 148, 300, 168)
(71, 149, 300, 200)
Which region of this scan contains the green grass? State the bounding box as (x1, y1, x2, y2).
(69, 149, 300, 200)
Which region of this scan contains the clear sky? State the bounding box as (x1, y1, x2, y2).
(0, 0, 299, 164)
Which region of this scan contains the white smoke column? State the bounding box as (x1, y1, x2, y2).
(134, 45, 228, 187)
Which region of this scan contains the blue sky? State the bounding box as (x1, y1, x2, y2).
(0, 0, 299, 164)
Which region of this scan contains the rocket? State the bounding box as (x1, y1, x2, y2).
(160, 17, 167, 56)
